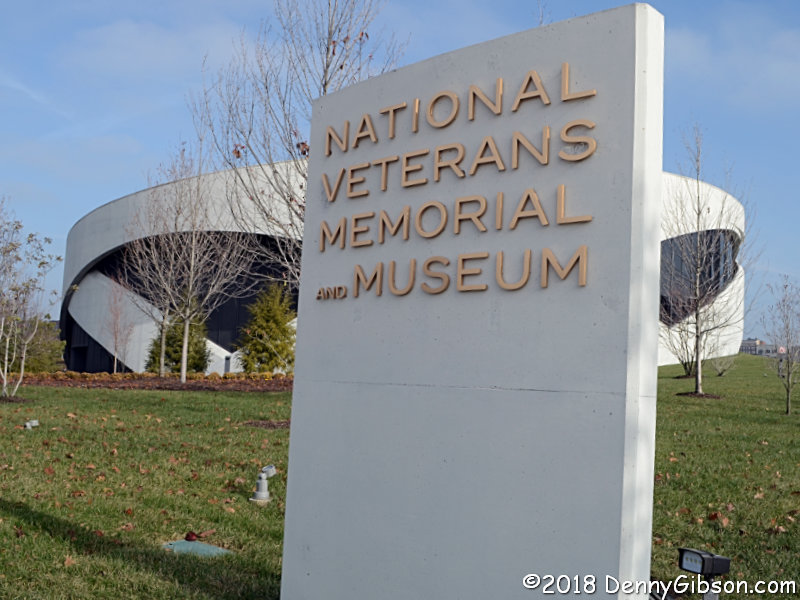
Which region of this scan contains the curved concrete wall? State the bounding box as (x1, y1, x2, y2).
(62, 168, 745, 372)
(657, 172, 745, 366)
(61, 163, 300, 373)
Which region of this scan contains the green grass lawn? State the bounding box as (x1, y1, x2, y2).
(0, 388, 291, 599)
(1, 354, 798, 598)
(651, 354, 800, 594)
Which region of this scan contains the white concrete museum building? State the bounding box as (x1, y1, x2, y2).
(60, 169, 744, 373)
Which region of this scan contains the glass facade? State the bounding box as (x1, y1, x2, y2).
(659, 228, 740, 326)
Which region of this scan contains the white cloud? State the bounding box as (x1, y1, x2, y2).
(58, 19, 247, 88)
(666, 6, 800, 109)
(0, 67, 72, 119)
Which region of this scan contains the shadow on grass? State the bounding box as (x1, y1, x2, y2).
(0, 499, 280, 599)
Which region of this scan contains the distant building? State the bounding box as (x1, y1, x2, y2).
(740, 337, 764, 355)
(740, 339, 784, 357)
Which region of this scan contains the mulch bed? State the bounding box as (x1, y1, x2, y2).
(244, 419, 291, 429)
(676, 392, 722, 399)
(0, 396, 32, 404)
(20, 375, 293, 393)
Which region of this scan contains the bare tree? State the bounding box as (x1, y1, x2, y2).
(104, 277, 134, 373)
(761, 276, 800, 415)
(193, 0, 403, 290)
(0, 199, 60, 397)
(121, 143, 260, 383)
(659, 125, 748, 394)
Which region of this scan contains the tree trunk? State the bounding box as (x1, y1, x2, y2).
(159, 320, 168, 377)
(10, 343, 28, 398)
(113, 354, 118, 374)
(180, 318, 190, 384)
(787, 386, 792, 416)
(694, 324, 703, 395)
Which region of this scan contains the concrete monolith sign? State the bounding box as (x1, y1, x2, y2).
(282, 4, 664, 598)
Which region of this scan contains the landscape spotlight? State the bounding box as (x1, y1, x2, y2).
(678, 548, 730, 578)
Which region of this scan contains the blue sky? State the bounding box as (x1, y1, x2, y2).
(1, 0, 798, 335)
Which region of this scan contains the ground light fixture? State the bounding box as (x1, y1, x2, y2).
(250, 464, 277, 506)
(677, 548, 731, 600)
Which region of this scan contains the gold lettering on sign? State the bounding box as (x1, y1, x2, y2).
(346, 163, 370, 198)
(511, 128, 550, 168)
(422, 257, 451, 294)
(352, 114, 378, 148)
(350, 212, 375, 248)
(389, 260, 416, 296)
(541, 246, 588, 288)
(372, 155, 399, 191)
(556, 184, 592, 225)
(322, 168, 345, 202)
(454, 196, 488, 234)
(468, 79, 503, 120)
(426, 91, 460, 128)
(354, 263, 384, 297)
(495, 192, 504, 231)
(414, 201, 448, 239)
(433, 144, 466, 182)
(457, 252, 490, 292)
(560, 62, 597, 101)
(378, 207, 411, 244)
(510, 189, 549, 229)
(320, 218, 346, 252)
(469, 136, 506, 176)
(559, 120, 597, 162)
(496, 249, 532, 290)
(326, 122, 349, 156)
(512, 70, 551, 111)
(379, 102, 407, 139)
(316, 62, 600, 301)
(401, 149, 430, 188)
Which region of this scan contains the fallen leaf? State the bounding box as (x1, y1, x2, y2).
(119, 522, 135, 531)
(224, 507, 236, 513)
(769, 525, 787, 535)
(198, 529, 216, 538)
(185, 531, 198, 541)
(67, 413, 77, 419)
(726, 502, 735, 512)
(64, 555, 76, 567)
(44, 467, 55, 476)
(754, 492, 765, 499)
